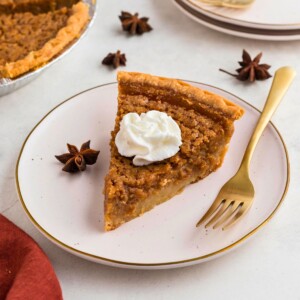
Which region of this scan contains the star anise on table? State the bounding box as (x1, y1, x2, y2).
(219, 50, 272, 82)
(119, 11, 152, 35)
(55, 141, 100, 173)
(102, 50, 127, 69)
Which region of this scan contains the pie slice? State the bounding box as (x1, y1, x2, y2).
(0, 1, 89, 78)
(104, 72, 244, 231)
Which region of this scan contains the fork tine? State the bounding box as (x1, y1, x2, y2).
(213, 202, 242, 229)
(222, 204, 251, 230)
(205, 200, 232, 228)
(196, 196, 224, 227)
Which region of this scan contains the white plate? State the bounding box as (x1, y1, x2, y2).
(16, 82, 289, 269)
(174, 0, 300, 41)
(187, 0, 300, 29)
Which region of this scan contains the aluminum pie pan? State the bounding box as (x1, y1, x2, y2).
(0, 0, 97, 97)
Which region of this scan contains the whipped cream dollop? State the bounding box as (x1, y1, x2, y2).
(115, 110, 182, 166)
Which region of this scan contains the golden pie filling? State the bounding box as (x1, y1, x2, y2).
(104, 72, 244, 231)
(0, 0, 79, 14)
(0, 0, 89, 78)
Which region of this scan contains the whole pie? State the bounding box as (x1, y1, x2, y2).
(0, 0, 89, 79)
(104, 72, 244, 231)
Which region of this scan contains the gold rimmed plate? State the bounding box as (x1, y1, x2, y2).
(16, 81, 289, 269)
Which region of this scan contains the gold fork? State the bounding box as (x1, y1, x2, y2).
(196, 67, 296, 230)
(197, 0, 255, 9)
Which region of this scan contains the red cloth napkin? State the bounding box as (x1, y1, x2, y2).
(0, 214, 63, 300)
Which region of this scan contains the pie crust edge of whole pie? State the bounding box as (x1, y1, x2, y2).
(0, 1, 89, 79)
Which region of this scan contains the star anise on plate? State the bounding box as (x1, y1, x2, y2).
(55, 141, 100, 173)
(102, 50, 127, 69)
(219, 49, 272, 82)
(119, 11, 152, 35)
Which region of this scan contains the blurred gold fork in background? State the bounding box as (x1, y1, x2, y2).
(197, 0, 255, 9)
(196, 67, 296, 230)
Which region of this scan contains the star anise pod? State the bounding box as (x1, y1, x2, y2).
(219, 50, 272, 82)
(102, 50, 126, 69)
(55, 141, 100, 173)
(119, 11, 152, 35)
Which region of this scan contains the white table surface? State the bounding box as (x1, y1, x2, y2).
(1, 0, 300, 299)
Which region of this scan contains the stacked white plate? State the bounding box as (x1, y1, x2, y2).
(173, 0, 300, 41)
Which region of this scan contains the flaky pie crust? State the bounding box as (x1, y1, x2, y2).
(117, 71, 244, 121)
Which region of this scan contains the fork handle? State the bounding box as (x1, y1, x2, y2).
(240, 66, 296, 169)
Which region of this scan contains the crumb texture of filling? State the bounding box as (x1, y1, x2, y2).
(104, 72, 244, 230)
(0, 8, 70, 65)
(0, 0, 88, 78)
